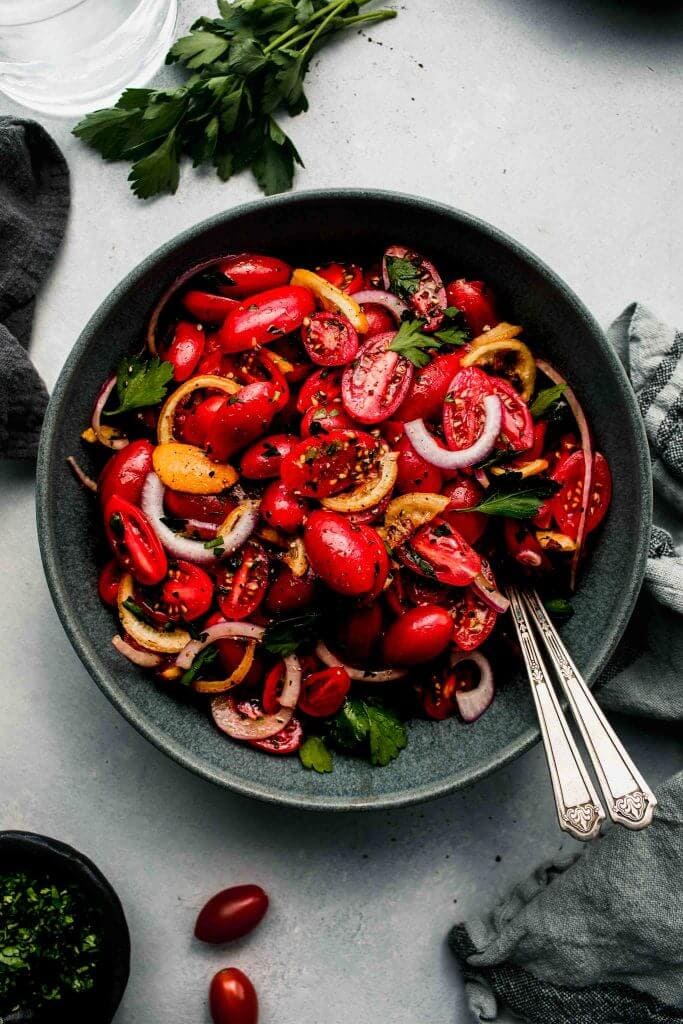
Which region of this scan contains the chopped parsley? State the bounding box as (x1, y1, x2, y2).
(107, 354, 174, 415)
(530, 383, 567, 419)
(180, 644, 219, 686)
(299, 736, 334, 773)
(544, 597, 574, 619)
(389, 317, 467, 368)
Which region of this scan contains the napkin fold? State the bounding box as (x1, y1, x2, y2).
(0, 116, 70, 459)
(449, 304, 683, 1023)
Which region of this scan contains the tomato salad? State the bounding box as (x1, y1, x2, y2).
(70, 247, 612, 772)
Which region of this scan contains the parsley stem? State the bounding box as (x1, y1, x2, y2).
(300, 0, 358, 59)
(263, 0, 347, 54)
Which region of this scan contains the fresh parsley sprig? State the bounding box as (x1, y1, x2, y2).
(107, 354, 174, 415)
(73, 0, 397, 199)
(328, 698, 407, 767)
(389, 317, 467, 369)
(474, 474, 561, 519)
(530, 383, 567, 418)
(299, 735, 334, 772)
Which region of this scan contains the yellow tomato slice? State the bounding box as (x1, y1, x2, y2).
(290, 267, 369, 333)
(536, 530, 577, 553)
(491, 458, 548, 479)
(321, 452, 398, 513)
(192, 640, 257, 694)
(470, 322, 523, 348)
(153, 443, 237, 494)
(282, 537, 309, 578)
(157, 374, 240, 444)
(117, 574, 190, 654)
(380, 491, 449, 551)
(461, 339, 536, 401)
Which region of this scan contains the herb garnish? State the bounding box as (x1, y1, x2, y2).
(180, 644, 219, 686)
(544, 597, 573, 619)
(385, 255, 421, 299)
(530, 383, 567, 419)
(262, 607, 323, 656)
(328, 698, 407, 767)
(73, 0, 397, 199)
(299, 735, 334, 773)
(107, 354, 174, 415)
(389, 318, 466, 369)
(122, 596, 153, 623)
(474, 475, 561, 519)
(400, 545, 437, 578)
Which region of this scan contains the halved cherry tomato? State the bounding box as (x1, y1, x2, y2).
(98, 559, 121, 606)
(304, 511, 387, 597)
(195, 885, 268, 944)
(280, 428, 382, 499)
(503, 519, 549, 568)
(164, 490, 235, 527)
(488, 376, 533, 452)
(181, 290, 238, 324)
(264, 565, 317, 615)
(336, 602, 383, 662)
(298, 666, 351, 717)
(205, 611, 264, 687)
(341, 332, 414, 424)
(213, 253, 292, 297)
(400, 517, 481, 587)
(442, 476, 487, 545)
(262, 661, 286, 714)
(396, 349, 470, 422)
(550, 450, 612, 540)
(301, 311, 359, 367)
(384, 245, 446, 331)
(445, 278, 498, 335)
(217, 541, 269, 620)
(360, 303, 396, 338)
(104, 495, 167, 586)
(159, 560, 214, 621)
(296, 368, 341, 413)
(300, 403, 355, 437)
(249, 716, 303, 755)
(422, 671, 459, 719)
(450, 560, 498, 651)
(442, 367, 492, 452)
(240, 434, 295, 479)
(98, 439, 154, 509)
(260, 479, 308, 534)
(219, 285, 316, 353)
(382, 605, 453, 666)
(163, 321, 205, 382)
(395, 433, 443, 494)
(209, 967, 258, 1024)
(316, 262, 364, 293)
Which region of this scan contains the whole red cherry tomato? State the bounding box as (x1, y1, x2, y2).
(249, 714, 303, 754)
(442, 367, 492, 452)
(104, 495, 167, 586)
(382, 605, 453, 666)
(181, 290, 239, 324)
(395, 433, 443, 494)
(191, 383, 281, 462)
(551, 450, 612, 540)
(488, 377, 533, 452)
(316, 262, 364, 293)
(360, 302, 395, 338)
(98, 439, 154, 509)
(240, 434, 296, 479)
(98, 559, 121, 606)
(445, 278, 498, 335)
(396, 350, 470, 423)
(341, 332, 414, 424)
(264, 565, 317, 615)
(209, 967, 258, 1024)
(296, 368, 341, 413)
(400, 517, 481, 587)
(442, 476, 487, 545)
(219, 286, 316, 353)
(260, 479, 308, 534)
(195, 885, 268, 944)
(180, 394, 229, 449)
(159, 560, 214, 621)
(280, 429, 381, 499)
(300, 403, 355, 438)
(304, 511, 387, 597)
(163, 321, 205, 381)
(164, 490, 234, 527)
(336, 602, 383, 662)
(298, 666, 351, 717)
(217, 541, 269, 620)
(214, 253, 292, 297)
(205, 612, 264, 687)
(301, 311, 359, 367)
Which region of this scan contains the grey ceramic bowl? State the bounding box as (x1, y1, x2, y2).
(36, 190, 651, 811)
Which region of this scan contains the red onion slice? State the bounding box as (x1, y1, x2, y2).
(91, 375, 128, 450)
(471, 573, 510, 613)
(176, 621, 265, 671)
(112, 635, 162, 668)
(473, 467, 490, 490)
(315, 641, 407, 683)
(352, 289, 409, 323)
(449, 650, 495, 723)
(211, 695, 294, 741)
(535, 360, 593, 589)
(404, 396, 502, 471)
(66, 456, 98, 492)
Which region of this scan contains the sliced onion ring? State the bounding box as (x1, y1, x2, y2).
(321, 452, 398, 513)
(112, 635, 162, 668)
(117, 574, 190, 654)
(315, 641, 407, 683)
(176, 621, 265, 670)
(142, 472, 221, 564)
(211, 695, 294, 741)
(91, 376, 128, 450)
(215, 500, 262, 555)
(193, 640, 256, 694)
(157, 374, 240, 444)
(405, 395, 502, 470)
(449, 650, 495, 723)
(352, 289, 409, 323)
(66, 456, 98, 492)
(471, 573, 510, 613)
(147, 255, 233, 355)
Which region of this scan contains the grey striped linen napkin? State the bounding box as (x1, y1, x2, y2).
(449, 303, 683, 1023)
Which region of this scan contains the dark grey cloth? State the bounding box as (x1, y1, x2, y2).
(450, 306, 683, 1023)
(0, 116, 69, 459)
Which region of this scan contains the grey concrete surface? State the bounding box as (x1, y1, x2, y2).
(1, 1, 682, 1021)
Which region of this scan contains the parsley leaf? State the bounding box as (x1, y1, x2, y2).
(475, 475, 561, 518)
(180, 645, 219, 687)
(167, 30, 230, 68)
(262, 607, 322, 657)
(385, 255, 420, 298)
(544, 597, 573, 619)
(299, 736, 334, 773)
(251, 118, 303, 195)
(401, 545, 437, 578)
(432, 325, 468, 346)
(389, 319, 435, 368)
(128, 128, 181, 199)
(108, 354, 174, 415)
(328, 699, 407, 767)
(530, 383, 567, 418)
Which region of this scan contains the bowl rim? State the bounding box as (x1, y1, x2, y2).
(36, 188, 652, 811)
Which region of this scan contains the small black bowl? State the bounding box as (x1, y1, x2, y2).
(0, 832, 130, 1024)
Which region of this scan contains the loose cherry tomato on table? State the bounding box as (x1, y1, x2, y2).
(550, 450, 612, 540)
(219, 286, 316, 353)
(442, 476, 487, 545)
(445, 278, 498, 336)
(181, 290, 238, 324)
(300, 403, 355, 437)
(341, 332, 414, 424)
(382, 605, 453, 667)
(400, 517, 481, 588)
(301, 311, 359, 366)
(298, 666, 351, 717)
(159, 560, 214, 621)
(98, 559, 121, 606)
(280, 428, 382, 499)
(296, 367, 342, 413)
(163, 321, 205, 382)
(396, 350, 470, 423)
(209, 967, 258, 1024)
(336, 602, 383, 662)
(304, 511, 388, 597)
(104, 495, 167, 587)
(217, 542, 269, 620)
(442, 367, 493, 452)
(316, 261, 364, 293)
(360, 302, 396, 338)
(384, 245, 446, 331)
(195, 884, 269, 944)
(213, 253, 292, 297)
(488, 376, 533, 452)
(260, 479, 308, 534)
(240, 434, 296, 479)
(98, 438, 154, 509)
(264, 565, 317, 615)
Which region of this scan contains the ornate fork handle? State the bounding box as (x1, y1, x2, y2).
(507, 586, 605, 841)
(522, 590, 657, 830)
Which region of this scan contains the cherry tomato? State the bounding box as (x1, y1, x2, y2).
(341, 332, 414, 424)
(104, 495, 167, 587)
(163, 321, 205, 382)
(260, 479, 308, 534)
(209, 967, 258, 1024)
(98, 439, 154, 509)
(262, 662, 286, 715)
(159, 560, 214, 621)
(401, 517, 481, 587)
(384, 571, 409, 616)
(336, 602, 383, 662)
(488, 376, 533, 452)
(361, 523, 391, 600)
(219, 285, 316, 353)
(442, 476, 487, 545)
(300, 311, 359, 367)
(264, 565, 317, 615)
(213, 253, 292, 297)
(445, 278, 498, 335)
(382, 605, 453, 666)
(280, 428, 381, 499)
(249, 714, 303, 754)
(316, 261, 364, 293)
(396, 350, 470, 423)
(520, 420, 547, 463)
(216, 542, 269, 620)
(298, 666, 351, 717)
(442, 367, 492, 452)
(550, 450, 612, 540)
(300, 403, 355, 437)
(98, 559, 121, 606)
(422, 671, 460, 720)
(503, 519, 550, 570)
(395, 433, 443, 494)
(450, 559, 498, 651)
(205, 612, 264, 687)
(180, 394, 229, 448)
(296, 368, 341, 413)
(192, 383, 281, 462)
(358, 302, 395, 339)
(181, 290, 239, 324)
(384, 245, 446, 331)
(304, 511, 387, 597)
(240, 434, 296, 479)
(164, 490, 234, 527)
(195, 885, 268, 944)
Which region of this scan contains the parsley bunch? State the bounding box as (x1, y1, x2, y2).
(73, 0, 397, 199)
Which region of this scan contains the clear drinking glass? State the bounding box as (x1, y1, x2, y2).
(0, 0, 178, 117)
